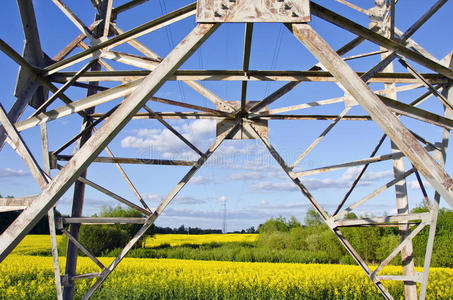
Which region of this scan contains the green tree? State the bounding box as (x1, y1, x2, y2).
(59, 205, 147, 256)
(259, 216, 288, 233)
(287, 216, 302, 230)
(79, 225, 129, 256)
(304, 208, 323, 227)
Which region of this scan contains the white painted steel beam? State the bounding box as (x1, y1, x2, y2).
(0, 22, 220, 262)
(288, 23, 453, 209)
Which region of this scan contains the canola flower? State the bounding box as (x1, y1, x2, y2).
(145, 233, 258, 248)
(1, 255, 453, 299)
(10, 235, 62, 256)
(10, 234, 257, 256)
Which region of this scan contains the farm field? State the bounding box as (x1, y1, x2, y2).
(2, 255, 453, 299)
(10, 234, 257, 256)
(3, 234, 453, 299)
(144, 233, 258, 247)
(10, 234, 62, 256)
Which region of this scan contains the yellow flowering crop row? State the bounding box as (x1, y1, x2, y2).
(10, 234, 256, 255)
(144, 233, 258, 248)
(1, 255, 452, 299)
(10, 235, 62, 256)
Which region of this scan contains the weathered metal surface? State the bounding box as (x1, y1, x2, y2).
(15, 0, 48, 109)
(56, 154, 197, 166)
(196, 0, 310, 23)
(0, 1, 452, 299)
(296, 145, 436, 177)
(50, 69, 448, 83)
(43, 3, 197, 76)
(216, 101, 268, 139)
(81, 124, 239, 300)
(0, 22, 220, 263)
(289, 23, 453, 209)
(311, 2, 453, 81)
(0, 196, 34, 212)
(61, 217, 147, 224)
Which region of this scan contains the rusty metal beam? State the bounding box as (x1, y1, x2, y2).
(240, 23, 253, 112)
(310, 2, 453, 80)
(49, 69, 447, 84)
(81, 122, 238, 300)
(288, 23, 453, 210)
(0, 22, 220, 262)
(43, 3, 197, 75)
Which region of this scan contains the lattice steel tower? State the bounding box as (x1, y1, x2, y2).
(0, 0, 452, 299)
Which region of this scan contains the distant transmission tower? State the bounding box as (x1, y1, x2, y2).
(1, 1, 452, 299)
(223, 197, 227, 234)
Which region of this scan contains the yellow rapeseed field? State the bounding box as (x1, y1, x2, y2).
(9, 234, 255, 255)
(1, 255, 453, 299)
(145, 233, 257, 247)
(10, 234, 62, 256)
(2, 235, 453, 299)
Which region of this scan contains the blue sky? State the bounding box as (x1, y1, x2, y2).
(1, 0, 452, 231)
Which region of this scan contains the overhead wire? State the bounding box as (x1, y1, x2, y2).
(264, 24, 284, 98)
(158, 0, 187, 104)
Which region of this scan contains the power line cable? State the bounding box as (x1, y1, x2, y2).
(264, 24, 284, 98)
(159, 0, 187, 103)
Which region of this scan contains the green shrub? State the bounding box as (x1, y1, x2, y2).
(56, 225, 130, 257)
(79, 225, 129, 256)
(376, 234, 401, 264)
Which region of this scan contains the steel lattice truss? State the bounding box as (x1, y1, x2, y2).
(0, 0, 452, 299)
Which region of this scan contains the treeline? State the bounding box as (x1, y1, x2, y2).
(57, 206, 224, 256)
(107, 206, 453, 268)
(152, 225, 222, 234)
(255, 207, 453, 267)
(0, 209, 63, 235)
(5, 200, 453, 268)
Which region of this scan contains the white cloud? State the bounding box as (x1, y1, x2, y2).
(143, 193, 205, 205)
(0, 168, 29, 178)
(174, 196, 206, 205)
(407, 180, 432, 190)
(256, 202, 310, 210)
(190, 176, 212, 184)
(228, 172, 269, 181)
(144, 193, 162, 202)
(342, 167, 393, 182)
(121, 119, 216, 157)
(252, 167, 393, 192)
(252, 181, 298, 192)
(162, 207, 272, 220)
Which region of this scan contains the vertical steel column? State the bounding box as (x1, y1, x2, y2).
(287, 22, 453, 209)
(41, 123, 63, 300)
(419, 57, 453, 300)
(63, 2, 107, 299)
(372, 3, 418, 297)
(15, 0, 47, 109)
(0, 0, 44, 150)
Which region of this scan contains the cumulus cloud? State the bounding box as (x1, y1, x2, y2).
(252, 182, 298, 192)
(228, 172, 269, 181)
(121, 119, 215, 157)
(162, 207, 272, 220)
(407, 180, 432, 190)
(190, 176, 212, 184)
(0, 168, 29, 178)
(341, 167, 393, 182)
(144, 193, 162, 202)
(174, 196, 206, 205)
(143, 193, 205, 205)
(252, 167, 393, 192)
